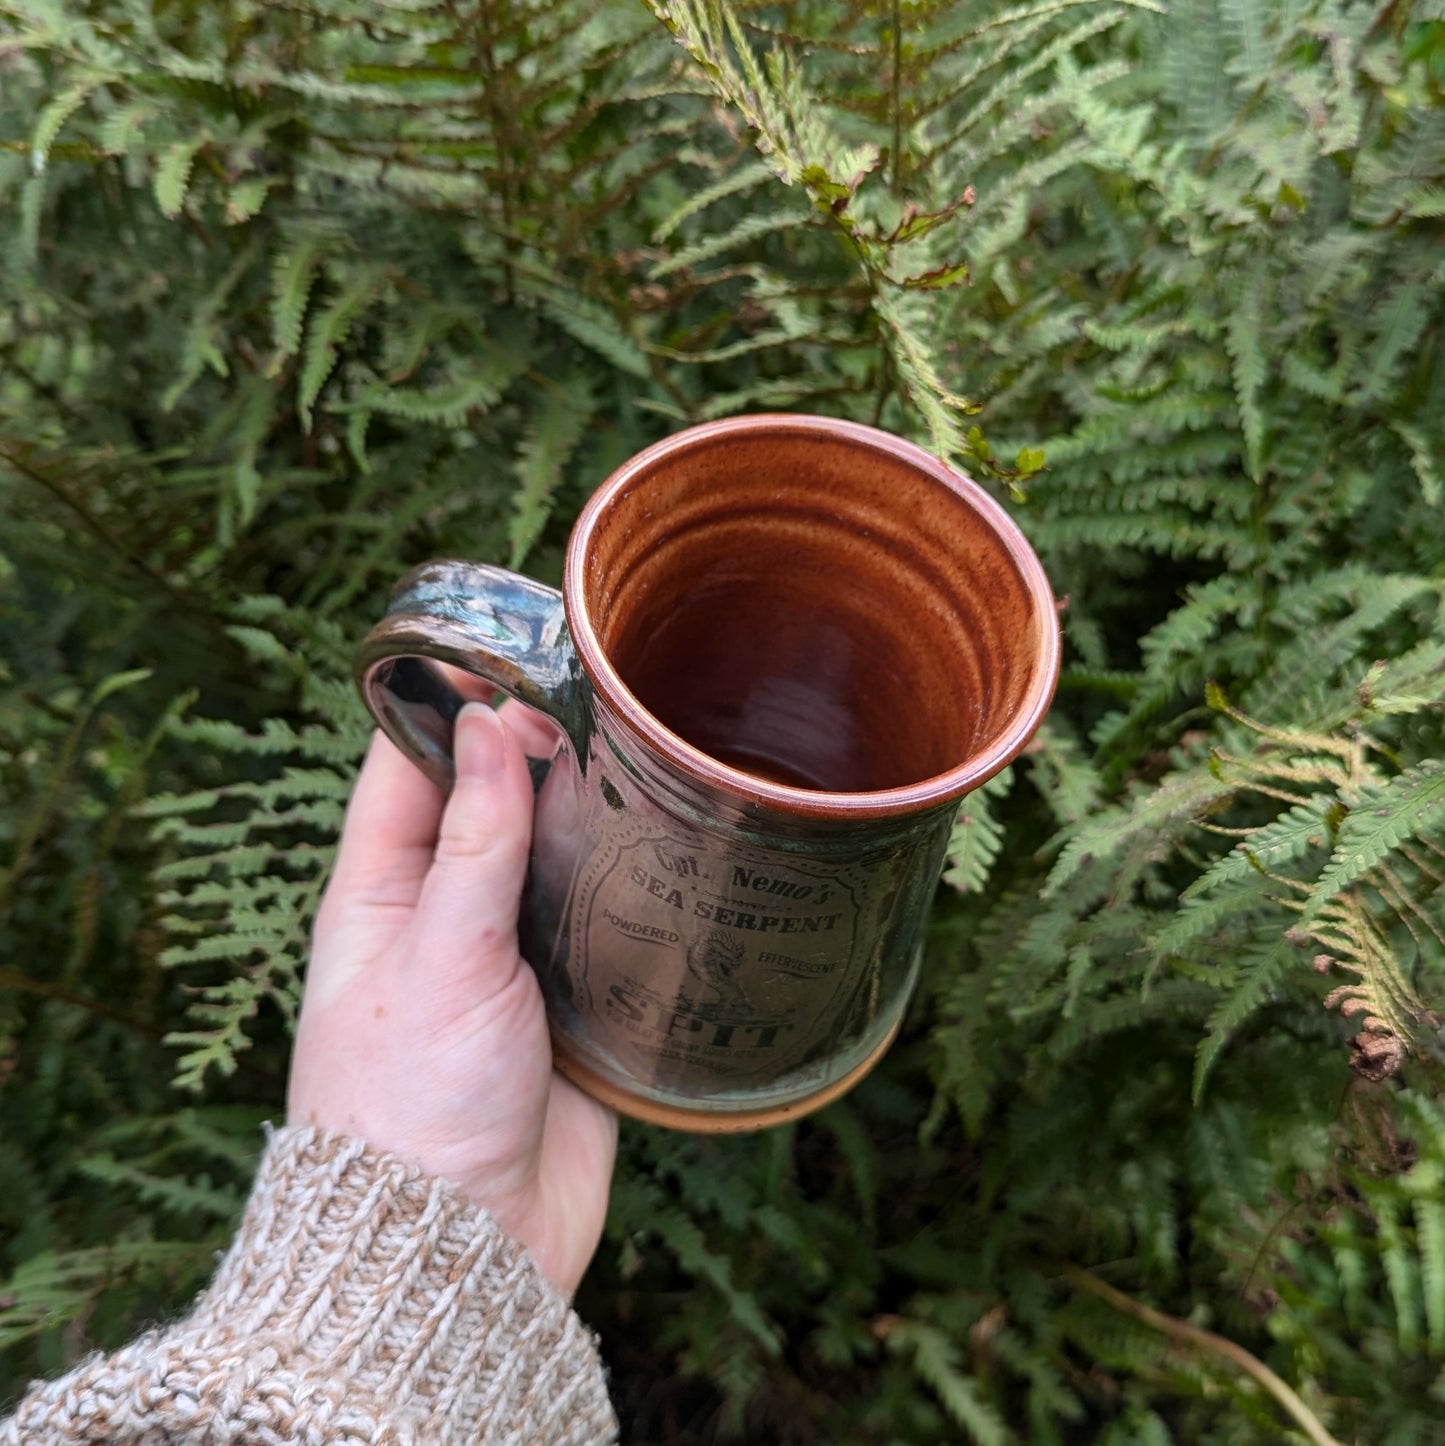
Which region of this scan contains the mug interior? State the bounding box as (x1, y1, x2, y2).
(571, 419, 1056, 799)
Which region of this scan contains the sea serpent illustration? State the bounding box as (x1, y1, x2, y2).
(685, 926, 750, 1010)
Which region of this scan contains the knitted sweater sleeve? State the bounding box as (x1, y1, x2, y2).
(0, 1126, 618, 1445)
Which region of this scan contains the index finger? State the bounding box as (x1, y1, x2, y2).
(325, 730, 446, 913)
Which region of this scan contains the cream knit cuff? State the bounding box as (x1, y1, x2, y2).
(188, 1124, 617, 1444)
(1, 1126, 617, 1444)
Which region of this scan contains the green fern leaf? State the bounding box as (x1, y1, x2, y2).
(1357, 275, 1436, 405)
(930, 997, 999, 1140)
(1377, 1194, 1423, 1354)
(872, 287, 968, 459)
(271, 232, 336, 361)
(1403, 185, 1445, 218)
(1223, 260, 1267, 480)
(944, 767, 1013, 895)
(1181, 795, 1338, 903)
(900, 260, 972, 291)
(18, 174, 45, 264)
(813, 1101, 879, 1232)
(534, 290, 651, 380)
(1358, 635, 1445, 717)
(165, 1025, 255, 1091)
(1138, 576, 1254, 681)
(1327, 1217, 1369, 1331)
(1191, 942, 1295, 1103)
(154, 135, 207, 218)
(1413, 1193, 1445, 1354)
(627, 1184, 782, 1354)
(650, 207, 806, 277)
(1044, 770, 1231, 900)
(224, 625, 297, 666)
(1301, 761, 1445, 926)
(1282, 349, 1345, 402)
(31, 77, 103, 166)
(348, 357, 524, 427)
(887, 1321, 1011, 1446)
(509, 377, 594, 568)
(76, 1156, 241, 1221)
(1039, 980, 1220, 1060)
(656, 160, 786, 241)
(1244, 575, 1437, 723)
(1025, 722, 1101, 827)
(1151, 872, 1277, 959)
(98, 99, 156, 155)
(1392, 421, 1441, 506)
(223, 176, 271, 225)
(0, 1244, 209, 1351)
(1218, 0, 1270, 89)
(298, 266, 385, 428)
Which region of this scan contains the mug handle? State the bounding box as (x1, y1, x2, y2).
(353, 559, 588, 790)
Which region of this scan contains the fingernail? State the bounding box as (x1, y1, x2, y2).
(455, 704, 506, 781)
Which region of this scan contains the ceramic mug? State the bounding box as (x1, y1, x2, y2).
(354, 415, 1059, 1131)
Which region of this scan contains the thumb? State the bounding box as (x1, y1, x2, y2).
(411, 702, 536, 995)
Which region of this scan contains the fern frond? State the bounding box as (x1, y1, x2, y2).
(1414, 1193, 1445, 1355)
(1039, 980, 1220, 1061)
(1223, 259, 1267, 480)
(1025, 722, 1101, 827)
(872, 286, 969, 459)
(1301, 762, 1445, 927)
(944, 767, 1014, 895)
(1356, 273, 1437, 406)
(508, 376, 595, 568)
(76, 1157, 241, 1221)
(298, 265, 387, 428)
(1244, 575, 1438, 724)
(1044, 769, 1231, 900)
(650, 209, 810, 279)
(347, 358, 523, 427)
(0, 1244, 210, 1351)
(613, 1172, 782, 1355)
(1138, 575, 1255, 680)
(1310, 893, 1425, 1068)
(531, 287, 652, 380)
(1151, 872, 1279, 960)
(1376, 1193, 1424, 1353)
(271, 231, 339, 361)
(142, 605, 368, 1090)
(885, 1320, 1011, 1446)
(1391, 420, 1441, 507)
(1183, 795, 1339, 903)
(1192, 942, 1296, 1103)
(651, 159, 783, 243)
(30, 75, 105, 166)
(153, 135, 207, 219)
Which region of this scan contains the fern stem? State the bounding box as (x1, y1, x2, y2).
(1376, 867, 1445, 950)
(1062, 1267, 1345, 1446)
(0, 965, 281, 1089)
(0, 445, 194, 608)
(890, 0, 903, 197)
(0, 965, 164, 1040)
(1399, 842, 1444, 887)
(472, 0, 518, 304)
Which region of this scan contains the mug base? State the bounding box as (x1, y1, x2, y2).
(550, 1019, 903, 1133)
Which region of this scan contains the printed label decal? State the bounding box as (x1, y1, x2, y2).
(569, 829, 874, 1089)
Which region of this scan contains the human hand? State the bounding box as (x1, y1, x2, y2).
(288, 704, 618, 1296)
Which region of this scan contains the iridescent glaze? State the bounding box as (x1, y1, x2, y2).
(355, 415, 1059, 1130)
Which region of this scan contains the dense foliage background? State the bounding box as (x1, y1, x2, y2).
(2, 0, 1443, 1440)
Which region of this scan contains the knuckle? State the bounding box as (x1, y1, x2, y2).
(433, 821, 528, 873)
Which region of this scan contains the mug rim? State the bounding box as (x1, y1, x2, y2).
(564, 413, 1061, 821)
